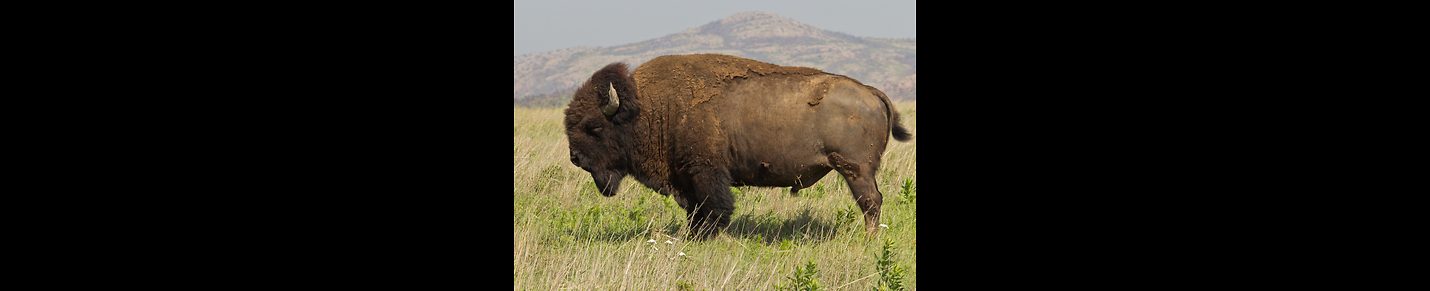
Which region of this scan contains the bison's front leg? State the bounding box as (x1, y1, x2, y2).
(683, 167, 734, 239)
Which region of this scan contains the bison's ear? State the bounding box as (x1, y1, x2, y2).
(601, 82, 620, 117)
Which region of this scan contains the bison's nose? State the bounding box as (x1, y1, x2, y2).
(569, 150, 580, 165)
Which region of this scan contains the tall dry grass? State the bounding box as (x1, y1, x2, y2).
(514, 102, 915, 290)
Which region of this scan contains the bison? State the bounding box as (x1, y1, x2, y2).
(564, 54, 912, 238)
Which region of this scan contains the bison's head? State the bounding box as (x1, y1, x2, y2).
(564, 63, 639, 197)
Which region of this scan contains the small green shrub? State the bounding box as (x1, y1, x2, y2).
(582, 205, 601, 227)
(876, 238, 907, 291)
(629, 196, 648, 222)
(897, 178, 916, 204)
(676, 280, 697, 291)
(834, 205, 858, 227)
(774, 260, 821, 291)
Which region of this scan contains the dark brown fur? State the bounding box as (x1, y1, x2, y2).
(564, 54, 912, 238)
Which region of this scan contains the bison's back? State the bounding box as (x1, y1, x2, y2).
(632, 54, 823, 111)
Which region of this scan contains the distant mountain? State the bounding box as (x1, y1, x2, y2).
(514, 11, 915, 106)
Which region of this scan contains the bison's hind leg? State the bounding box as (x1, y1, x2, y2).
(829, 152, 883, 231)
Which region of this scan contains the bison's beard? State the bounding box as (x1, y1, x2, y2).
(591, 171, 624, 197)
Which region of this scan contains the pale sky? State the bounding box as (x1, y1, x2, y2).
(513, 0, 917, 56)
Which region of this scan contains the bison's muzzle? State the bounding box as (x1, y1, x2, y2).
(571, 149, 621, 197)
(592, 171, 621, 197)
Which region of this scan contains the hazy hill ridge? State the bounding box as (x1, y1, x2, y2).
(514, 11, 916, 104)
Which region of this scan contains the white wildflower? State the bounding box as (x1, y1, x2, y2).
(879, 224, 889, 228)
(664, 240, 673, 244)
(678, 252, 686, 256)
(647, 239, 656, 243)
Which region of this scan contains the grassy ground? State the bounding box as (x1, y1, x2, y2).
(514, 102, 916, 290)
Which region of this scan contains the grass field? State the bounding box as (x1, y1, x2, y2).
(513, 101, 916, 290)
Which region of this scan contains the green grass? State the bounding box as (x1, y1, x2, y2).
(513, 102, 916, 290)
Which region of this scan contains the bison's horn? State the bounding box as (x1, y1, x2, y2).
(602, 82, 620, 116)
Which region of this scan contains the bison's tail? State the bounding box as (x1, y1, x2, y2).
(892, 121, 913, 142)
(869, 86, 914, 142)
